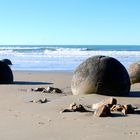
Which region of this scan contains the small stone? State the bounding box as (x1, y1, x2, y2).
(42, 89, 48, 93)
(46, 86, 54, 93)
(62, 103, 88, 112)
(30, 98, 48, 103)
(50, 88, 62, 93)
(29, 100, 36, 103)
(31, 88, 34, 91)
(124, 104, 135, 114)
(92, 98, 117, 110)
(30, 100, 36, 103)
(38, 98, 48, 103)
(31, 86, 62, 94)
(53, 88, 62, 93)
(94, 105, 111, 117)
(111, 104, 135, 114)
(33, 100, 36, 103)
(32, 87, 46, 92)
(38, 122, 45, 125)
(122, 108, 127, 115)
(76, 104, 88, 112)
(111, 104, 124, 112)
(69, 102, 76, 110)
(69, 103, 87, 112)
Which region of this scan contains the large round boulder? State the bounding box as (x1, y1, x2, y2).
(1, 59, 12, 65)
(0, 61, 13, 84)
(71, 55, 130, 96)
(128, 62, 140, 84)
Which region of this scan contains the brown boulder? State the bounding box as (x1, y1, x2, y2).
(94, 105, 111, 117)
(92, 97, 117, 109)
(128, 62, 140, 84)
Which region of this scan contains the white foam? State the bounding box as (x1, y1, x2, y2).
(0, 46, 140, 71)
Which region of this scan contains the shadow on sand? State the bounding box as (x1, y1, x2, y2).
(129, 91, 140, 97)
(14, 81, 53, 85)
(111, 110, 140, 117)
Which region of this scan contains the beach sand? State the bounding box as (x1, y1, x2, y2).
(0, 71, 140, 140)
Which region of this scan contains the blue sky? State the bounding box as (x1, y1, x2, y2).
(0, 0, 140, 45)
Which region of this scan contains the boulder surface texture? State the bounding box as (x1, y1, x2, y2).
(128, 62, 140, 84)
(71, 55, 130, 96)
(0, 61, 13, 84)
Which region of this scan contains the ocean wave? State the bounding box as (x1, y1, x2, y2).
(0, 45, 140, 53)
(1, 46, 140, 57)
(43, 49, 140, 58)
(0, 45, 140, 71)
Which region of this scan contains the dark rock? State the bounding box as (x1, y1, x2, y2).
(31, 87, 46, 92)
(31, 86, 63, 94)
(128, 62, 140, 84)
(0, 61, 13, 84)
(38, 98, 48, 103)
(124, 104, 135, 114)
(46, 86, 62, 93)
(94, 105, 111, 117)
(111, 104, 135, 115)
(111, 104, 124, 112)
(62, 102, 89, 112)
(52, 88, 62, 93)
(1, 59, 12, 65)
(46, 86, 54, 93)
(69, 102, 87, 112)
(71, 55, 130, 96)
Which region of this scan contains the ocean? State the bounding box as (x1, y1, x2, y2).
(0, 45, 140, 71)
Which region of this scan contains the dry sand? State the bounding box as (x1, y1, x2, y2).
(0, 70, 140, 140)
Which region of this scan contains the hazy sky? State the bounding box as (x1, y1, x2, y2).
(0, 0, 140, 45)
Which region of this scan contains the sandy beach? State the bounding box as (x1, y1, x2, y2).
(0, 70, 140, 140)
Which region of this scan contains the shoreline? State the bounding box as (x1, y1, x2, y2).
(10, 67, 74, 73)
(12, 69, 74, 73)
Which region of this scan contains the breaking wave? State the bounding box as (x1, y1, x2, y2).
(0, 45, 140, 71)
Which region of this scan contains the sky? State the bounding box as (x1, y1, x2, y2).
(0, 0, 140, 45)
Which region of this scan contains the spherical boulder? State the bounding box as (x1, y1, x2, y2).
(1, 59, 12, 65)
(0, 61, 13, 84)
(71, 55, 130, 96)
(128, 62, 140, 84)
